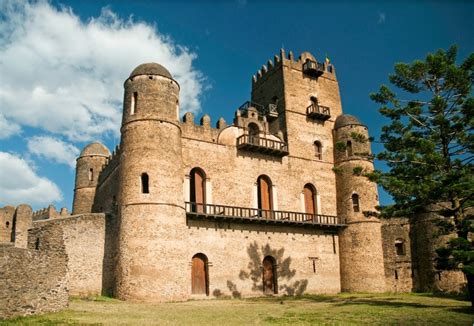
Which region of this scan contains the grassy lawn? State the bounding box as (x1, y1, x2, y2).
(2, 293, 473, 325)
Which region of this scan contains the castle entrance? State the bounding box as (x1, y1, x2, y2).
(191, 253, 208, 295)
(262, 256, 277, 294)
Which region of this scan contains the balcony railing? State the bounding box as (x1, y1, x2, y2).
(237, 134, 289, 157)
(302, 60, 325, 77)
(306, 104, 331, 121)
(185, 202, 346, 228)
(238, 101, 264, 113)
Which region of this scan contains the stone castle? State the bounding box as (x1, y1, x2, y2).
(0, 50, 465, 318)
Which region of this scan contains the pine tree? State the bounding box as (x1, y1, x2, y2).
(368, 45, 474, 305)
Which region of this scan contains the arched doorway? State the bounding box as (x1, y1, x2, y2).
(248, 123, 260, 145)
(257, 175, 273, 218)
(303, 184, 317, 215)
(191, 253, 209, 295)
(262, 256, 277, 294)
(190, 168, 206, 213)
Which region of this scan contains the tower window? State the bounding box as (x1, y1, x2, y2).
(352, 194, 360, 212)
(303, 183, 317, 215)
(314, 141, 322, 160)
(6, 221, 9, 228)
(141, 173, 149, 194)
(346, 140, 353, 157)
(395, 270, 398, 280)
(131, 92, 138, 115)
(89, 168, 93, 181)
(395, 239, 406, 256)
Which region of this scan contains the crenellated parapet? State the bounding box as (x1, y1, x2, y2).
(252, 49, 336, 88)
(180, 111, 223, 142)
(98, 144, 121, 185)
(32, 204, 70, 221)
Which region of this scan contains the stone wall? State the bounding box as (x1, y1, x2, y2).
(0, 220, 68, 319)
(0, 206, 15, 243)
(31, 213, 109, 297)
(381, 218, 413, 292)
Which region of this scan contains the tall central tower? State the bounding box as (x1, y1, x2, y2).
(116, 63, 186, 300)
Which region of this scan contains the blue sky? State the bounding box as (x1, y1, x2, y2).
(0, 0, 473, 211)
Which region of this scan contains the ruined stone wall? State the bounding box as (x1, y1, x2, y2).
(0, 220, 68, 319)
(31, 213, 108, 297)
(381, 218, 413, 292)
(411, 212, 466, 293)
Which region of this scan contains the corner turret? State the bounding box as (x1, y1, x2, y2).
(72, 142, 110, 214)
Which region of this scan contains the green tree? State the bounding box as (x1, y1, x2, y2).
(369, 46, 474, 305)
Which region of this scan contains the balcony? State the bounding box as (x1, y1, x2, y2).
(306, 104, 331, 121)
(239, 101, 264, 114)
(185, 202, 346, 228)
(302, 60, 325, 78)
(237, 134, 289, 157)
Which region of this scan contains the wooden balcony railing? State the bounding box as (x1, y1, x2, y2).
(306, 104, 331, 121)
(302, 60, 325, 77)
(185, 202, 346, 228)
(236, 134, 289, 157)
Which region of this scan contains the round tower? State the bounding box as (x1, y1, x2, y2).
(334, 114, 386, 292)
(116, 63, 186, 300)
(72, 142, 110, 214)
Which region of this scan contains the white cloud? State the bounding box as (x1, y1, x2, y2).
(0, 0, 205, 141)
(0, 151, 62, 206)
(27, 136, 80, 168)
(0, 113, 21, 139)
(378, 12, 386, 24)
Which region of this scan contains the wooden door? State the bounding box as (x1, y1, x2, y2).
(258, 176, 272, 218)
(263, 257, 275, 294)
(304, 185, 316, 216)
(192, 255, 207, 295)
(191, 169, 205, 213)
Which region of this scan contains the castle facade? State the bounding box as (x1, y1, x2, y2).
(1, 50, 464, 317)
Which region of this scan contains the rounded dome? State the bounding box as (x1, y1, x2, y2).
(334, 114, 364, 129)
(80, 142, 110, 157)
(129, 63, 172, 79)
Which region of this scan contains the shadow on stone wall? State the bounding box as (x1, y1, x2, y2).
(213, 241, 307, 298)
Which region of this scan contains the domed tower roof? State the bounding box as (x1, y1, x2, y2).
(129, 63, 172, 79)
(79, 142, 110, 158)
(334, 114, 365, 129)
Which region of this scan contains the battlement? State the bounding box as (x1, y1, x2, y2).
(98, 144, 121, 184)
(252, 49, 335, 87)
(32, 205, 70, 221)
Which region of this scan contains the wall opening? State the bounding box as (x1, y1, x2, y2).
(395, 239, 406, 256)
(191, 253, 209, 296)
(190, 168, 206, 213)
(332, 234, 336, 254)
(35, 237, 40, 250)
(89, 168, 94, 182)
(352, 193, 360, 212)
(5, 221, 9, 228)
(314, 141, 322, 160)
(303, 183, 317, 215)
(395, 270, 398, 280)
(257, 175, 273, 217)
(131, 92, 138, 115)
(141, 173, 149, 194)
(262, 256, 278, 294)
(346, 140, 353, 157)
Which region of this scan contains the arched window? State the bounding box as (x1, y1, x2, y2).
(314, 141, 322, 160)
(310, 96, 318, 106)
(248, 123, 260, 145)
(352, 193, 360, 212)
(5, 221, 9, 228)
(141, 173, 149, 194)
(131, 92, 137, 115)
(190, 168, 206, 213)
(257, 175, 273, 215)
(346, 140, 353, 157)
(191, 253, 209, 296)
(262, 256, 278, 294)
(303, 184, 317, 215)
(395, 239, 406, 256)
(89, 168, 93, 182)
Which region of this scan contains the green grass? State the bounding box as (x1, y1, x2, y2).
(2, 293, 473, 325)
